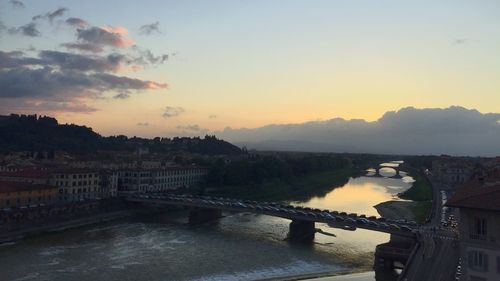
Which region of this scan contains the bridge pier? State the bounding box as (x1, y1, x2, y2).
(188, 208, 222, 224)
(374, 234, 416, 272)
(392, 168, 402, 179)
(288, 220, 315, 243)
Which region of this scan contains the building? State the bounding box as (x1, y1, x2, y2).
(117, 166, 207, 194)
(50, 169, 102, 202)
(98, 170, 118, 199)
(447, 178, 500, 281)
(0, 181, 58, 208)
(432, 157, 476, 188)
(0, 168, 51, 185)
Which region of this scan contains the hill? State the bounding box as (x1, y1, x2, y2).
(0, 114, 243, 155)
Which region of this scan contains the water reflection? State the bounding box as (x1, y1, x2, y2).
(0, 168, 417, 281)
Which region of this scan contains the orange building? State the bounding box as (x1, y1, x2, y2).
(0, 181, 58, 209)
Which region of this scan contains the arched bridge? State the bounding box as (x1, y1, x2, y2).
(126, 193, 418, 242)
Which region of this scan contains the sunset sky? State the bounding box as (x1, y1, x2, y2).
(1, 0, 499, 137)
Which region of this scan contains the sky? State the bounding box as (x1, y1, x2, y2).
(1, 0, 500, 139)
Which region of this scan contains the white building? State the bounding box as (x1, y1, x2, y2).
(117, 166, 207, 194)
(50, 169, 102, 202)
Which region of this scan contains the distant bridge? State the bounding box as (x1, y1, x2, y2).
(372, 164, 405, 178)
(126, 193, 417, 241)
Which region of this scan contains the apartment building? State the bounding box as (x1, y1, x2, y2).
(447, 178, 500, 281)
(117, 166, 207, 194)
(0, 181, 58, 208)
(50, 169, 102, 202)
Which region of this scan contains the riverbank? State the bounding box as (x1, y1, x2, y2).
(374, 201, 417, 221)
(258, 271, 374, 281)
(207, 168, 360, 201)
(0, 209, 138, 244)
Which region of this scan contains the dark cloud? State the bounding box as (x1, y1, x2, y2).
(65, 17, 88, 28)
(0, 49, 167, 112)
(139, 22, 161, 35)
(38, 50, 125, 72)
(33, 7, 68, 23)
(209, 115, 217, 119)
(0, 66, 166, 99)
(61, 42, 104, 53)
(77, 26, 133, 48)
(9, 0, 25, 8)
(0, 51, 43, 68)
(218, 107, 500, 157)
(0, 99, 97, 114)
(8, 22, 40, 37)
(1, 9, 168, 113)
(162, 106, 185, 118)
(137, 122, 149, 126)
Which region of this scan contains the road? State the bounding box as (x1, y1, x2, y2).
(400, 177, 460, 281)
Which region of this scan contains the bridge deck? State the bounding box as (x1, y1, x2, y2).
(126, 193, 417, 238)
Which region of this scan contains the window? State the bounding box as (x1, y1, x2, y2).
(471, 217, 487, 240)
(469, 250, 489, 272)
(497, 256, 500, 274)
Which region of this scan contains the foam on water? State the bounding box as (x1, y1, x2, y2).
(186, 259, 346, 281)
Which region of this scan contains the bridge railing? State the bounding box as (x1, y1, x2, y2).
(126, 192, 418, 237)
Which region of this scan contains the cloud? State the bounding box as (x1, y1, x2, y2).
(0, 66, 166, 99)
(1, 8, 168, 114)
(177, 124, 209, 135)
(9, 0, 25, 8)
(61, 42, 104, 53)
(77, 26, 134, 48)
(162, 106, 185, 118)
(0, 49, 167, 112)
(33, 7, 68, 23)
(217, 107, 500, 157)
(0, 99, 97, 114)
(209, 115, 217, 119)
(65, 17, 88, 28)
(453, 38, 467, 45)
(38, 50, 126, 72)
(139, 22, 161, 35)
(8, 22, 40, 37)
(113, 93, 130, 99)
(137, 122, 149, 126)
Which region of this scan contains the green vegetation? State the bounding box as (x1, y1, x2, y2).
(412, 201, 432, 224)
(398, 167, 433, 223)
(206, 168, 359, 201)
(399, 170, 433, 201)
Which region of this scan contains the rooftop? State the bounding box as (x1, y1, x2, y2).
(0, 181, 57, 193)
(446, 180, 500, 212)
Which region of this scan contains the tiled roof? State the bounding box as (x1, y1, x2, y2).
(0, 168, 51, 179)
(0, 181, 57, 193)
(446, 180, 500, 211)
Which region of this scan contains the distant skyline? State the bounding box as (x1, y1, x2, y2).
(1, 0, 500, 137)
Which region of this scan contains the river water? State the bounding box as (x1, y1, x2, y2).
(0, 166, 414, 281)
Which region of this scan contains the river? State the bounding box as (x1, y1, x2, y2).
(0, 165, 414, 281)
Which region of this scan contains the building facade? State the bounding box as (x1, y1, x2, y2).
(0, 181, 58, 209)
(50, 169, 101, 202)
(447, 180, 500, 281)
(117, 166, 207, 194)
(432, 157, 475, 188)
